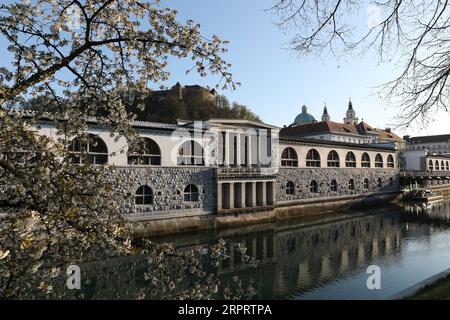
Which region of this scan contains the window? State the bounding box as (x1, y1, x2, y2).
(128, 138, 161, 165)
(363, 179, 369, 190)
(69, 134, 108, 165)
(281, 147, 298, 167)
(389, 177, 394, 187)
(435, 160, 440, 171)
(387, 155, 395, 168)
(441, 161, 445, 171)
(375, 154, 383, 168)
(429, 160, 434, 171)
(447, 162, 449, 171)
(345, 152, 356, 168)
(177, 140, 204, 166)
(330, 180, 338, 192)
(135, 186, 153, 205)
(309, 180, 318, 193)
(183, 184, 199, 202)
(285, 181, 295, 195)
(348, 179, 355, 191)
(327, 150, 340, 167)
(306, 149, 321, 167)
(361, 153, 371, 168)
(378, 177, 383, 188)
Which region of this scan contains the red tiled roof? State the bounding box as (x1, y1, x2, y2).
(280, 121, 360, 137)
(280, 120, 404, 142)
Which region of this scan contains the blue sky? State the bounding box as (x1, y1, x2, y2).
(162, 0, 450, 137)
(1, 0, 449, 136)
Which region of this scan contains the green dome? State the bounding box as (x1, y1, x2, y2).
(294, 105, 316, 125)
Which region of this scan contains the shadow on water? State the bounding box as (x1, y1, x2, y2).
(79, 199, 450, 299)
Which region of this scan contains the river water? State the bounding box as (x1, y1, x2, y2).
(152, 199, 450, 299)
(81, 199, 450, 299)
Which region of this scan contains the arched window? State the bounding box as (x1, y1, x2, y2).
(306, 149, 321, 167)
(446, 161, 449, 171)
(361, 153, 371, 168)
(309, 180, 318, 193)
(389, 177, 394, 187)
(281, 147, 298, 167)
(128, 137, 161, 165)
(363, 178, 369, 190)
(375, 154, 383, 168)
(177, 140, 204, 166)
(285, 181, 295, 195)
(435, 160, 440, 171)
(330, 180, 338, 192)
(69, 134, 108, 165)
(377, 177, 383, 188)
(429, 160, 434, 171)
(387, 155, 395, 168)
(327, 150, 340, 167)
(135, 186, 153, 205)
(348, 179, 355, 191)
(345, 152, 356, 168)
(441, 161, 445, 171)
(184, 184, 199, 202)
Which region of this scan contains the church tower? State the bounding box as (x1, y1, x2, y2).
(343, 98, 358, 125)
(321, 104, 330, 122)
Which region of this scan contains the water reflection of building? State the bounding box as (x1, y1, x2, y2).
(402, 199, 450, 225)
(75, 201, 450, 299)
(212, 211, 402, 299)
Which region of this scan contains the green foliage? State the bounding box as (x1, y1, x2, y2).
(132, 90, 261, 123)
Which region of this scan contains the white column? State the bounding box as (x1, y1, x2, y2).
(236, 134, 241, 166)
(241, 182, 246, 208)
(224, 131, 230, 166)
(229, 183, 235, 209)
(252, 181, 257, 207)
(262, 182, 267, 206)
(217, 183, 222, 211)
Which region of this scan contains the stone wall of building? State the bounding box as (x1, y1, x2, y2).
(276, 167, 400, 203)
(111, 167, 216, 217)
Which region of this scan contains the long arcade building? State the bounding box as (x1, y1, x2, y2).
(34, 117, 400, 225)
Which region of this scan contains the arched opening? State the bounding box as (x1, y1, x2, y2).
(285, 181, 295, 195)
(330, 180, 338, 192)
(429, 160, 434, 171)
(375, 154, 383, 168)
(184, 184, 199, 202)
(309, 180, 318, 193)
(446, 161, 449, 171)
(435, 160, 440, 171)
(69, 134, 108, 165)
(363, 178, 369, 190)
(345, 152, 356, 168)
(441, 161, 445, 171)
(306, 149, 321, 167)
(361, 153, 371, 168)
(128, 137, 161, 165)
(348, 179, 355, 191)
(177, 140, 204, 166)
(387, 155, 395, 168)
(281, 147, 298, 167)
(327, 150, 340, 167)
(135, 185, 154, 205)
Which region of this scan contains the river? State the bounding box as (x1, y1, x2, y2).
(81, 199, 450, 299)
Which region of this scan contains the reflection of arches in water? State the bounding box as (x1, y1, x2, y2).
(274, 213, 402, 297)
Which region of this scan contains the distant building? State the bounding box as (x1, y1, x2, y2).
(404, 134, 450, 155)
(283, 99, 404, 148)
(293, 105, 317, 125)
